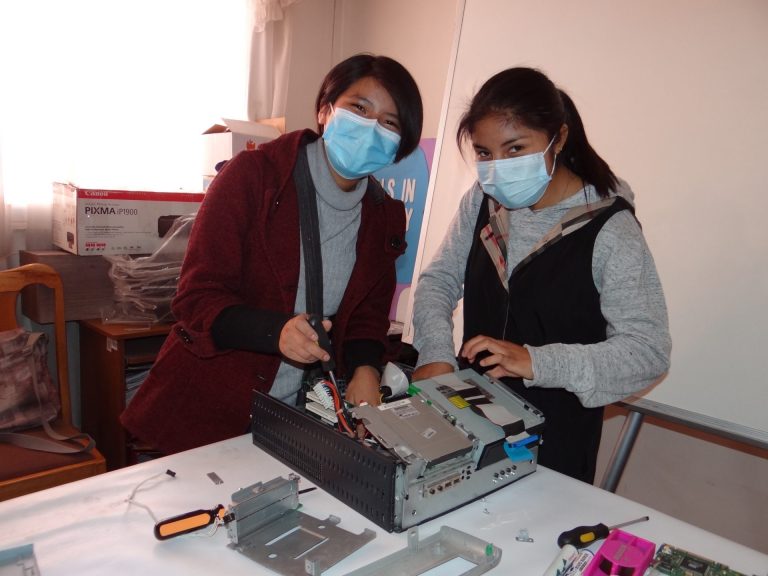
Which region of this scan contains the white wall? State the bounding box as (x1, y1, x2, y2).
(306, 0, 768, 556)
(597, 409, 768, 553)
(407, 0, 768, 436)
(283, 0, 337, 132)
(283, 0, 459, 137)
(332, 0, 459, 137)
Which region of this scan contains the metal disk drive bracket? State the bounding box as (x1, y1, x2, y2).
(343, 525, 502, 576)
(226, 474, 376, 576)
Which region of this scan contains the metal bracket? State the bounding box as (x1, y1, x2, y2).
(342, 525, 501, 576)
(226, 474, 376, 576)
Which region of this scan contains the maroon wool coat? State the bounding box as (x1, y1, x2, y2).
(120, 130, 406, 455)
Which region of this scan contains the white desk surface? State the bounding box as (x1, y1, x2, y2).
(1, 434, 766, 575)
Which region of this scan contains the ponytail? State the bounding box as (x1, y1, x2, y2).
(558, 90, 617, 198)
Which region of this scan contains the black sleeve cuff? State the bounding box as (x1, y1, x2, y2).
(343, 339, 385, 378)
(211, 305, 291, 354)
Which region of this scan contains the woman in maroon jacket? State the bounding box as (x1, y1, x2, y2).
(121, 54, 423, 455)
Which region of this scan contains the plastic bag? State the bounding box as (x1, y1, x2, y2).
(102, 215, 195, 324)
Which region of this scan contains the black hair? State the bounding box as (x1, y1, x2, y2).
(456, 67, 618, 197)
(315, 53, 423, 162)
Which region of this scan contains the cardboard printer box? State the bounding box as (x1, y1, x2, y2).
(52, 182, 205, 256)
(202, 118, 282, 187)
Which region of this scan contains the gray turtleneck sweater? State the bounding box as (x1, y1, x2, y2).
(268, 139, 366, 403)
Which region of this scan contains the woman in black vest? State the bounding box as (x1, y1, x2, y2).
(411, 68, 671, 483)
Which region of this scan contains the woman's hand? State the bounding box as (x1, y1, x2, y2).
(412, 362, 454, 383)
(461, 335, 534, 380)
(344, 365, 382, 407)
(279, 314, 333, 365)
(345, 365, 382, 439)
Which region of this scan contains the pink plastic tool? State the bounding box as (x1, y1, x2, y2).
(583, 529, 655, 575)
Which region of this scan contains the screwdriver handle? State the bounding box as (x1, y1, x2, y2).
(556, 516, 649, 549)
(154, 505, 225, 540)
(308, 314, 335, 373)
(556, 523, 610, 548)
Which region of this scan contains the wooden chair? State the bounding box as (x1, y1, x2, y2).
(0, 263, 106, 501)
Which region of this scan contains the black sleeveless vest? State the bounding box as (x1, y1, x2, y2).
(462, 195, 633, 482)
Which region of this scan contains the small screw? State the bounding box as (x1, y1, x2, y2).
(515, 528, 534, 543)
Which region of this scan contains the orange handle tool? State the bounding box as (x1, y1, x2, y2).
(154, 505, 226, 540)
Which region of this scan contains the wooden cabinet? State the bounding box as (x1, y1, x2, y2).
(79, 319, 171, 470)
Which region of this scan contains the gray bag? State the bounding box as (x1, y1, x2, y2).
(0, 329, 59, 431)
(0, 328, 94, 453)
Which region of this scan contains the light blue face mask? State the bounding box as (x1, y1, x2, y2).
(476, 135, 557, 209)
(322, 106, 401, 180)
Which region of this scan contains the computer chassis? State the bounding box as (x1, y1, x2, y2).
(251, 369, 545, 533)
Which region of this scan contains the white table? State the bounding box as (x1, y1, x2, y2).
(1, 434, 766, 575)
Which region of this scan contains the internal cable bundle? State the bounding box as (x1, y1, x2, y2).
(311, 379, 354, 436)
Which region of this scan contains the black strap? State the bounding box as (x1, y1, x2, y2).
(0, 332, 95, 454)
(293, 147, 323, 317)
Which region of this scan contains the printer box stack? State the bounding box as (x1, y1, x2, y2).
(52, 182, 205, 256)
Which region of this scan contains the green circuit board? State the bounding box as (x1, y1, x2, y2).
(650, 543, 747, 576)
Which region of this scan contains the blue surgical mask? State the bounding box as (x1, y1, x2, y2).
(322, 106, 401, 180)
(476, 135, 557, 209)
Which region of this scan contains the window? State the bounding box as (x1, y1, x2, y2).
(0, 0, 249, 206)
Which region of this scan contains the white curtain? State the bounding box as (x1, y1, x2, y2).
(0, 153, 10, 263)
(247, 0, 302, 121)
